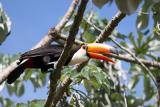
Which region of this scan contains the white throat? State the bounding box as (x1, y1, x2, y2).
(69, 48, 89, 65)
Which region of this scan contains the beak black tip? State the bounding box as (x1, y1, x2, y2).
(110, 49, 119, 55)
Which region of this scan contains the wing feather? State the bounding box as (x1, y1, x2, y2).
(20, 45, 63, 60)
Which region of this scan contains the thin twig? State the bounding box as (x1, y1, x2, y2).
(156, 76, 160, 106)
(122, 85, 128, 107)
(70, 87, 89, 99)
(58, 34, 84, 45)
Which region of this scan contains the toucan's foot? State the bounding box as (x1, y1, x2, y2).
(17, 59, 22, 65)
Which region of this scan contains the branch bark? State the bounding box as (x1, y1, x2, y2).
(107, 53, 160, 68)
(0, 0, 79, 85)
(95, 11, 126, 43)
(44, 0, 88, 107)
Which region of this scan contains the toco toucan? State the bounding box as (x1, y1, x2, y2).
(7, 43, 117, 84)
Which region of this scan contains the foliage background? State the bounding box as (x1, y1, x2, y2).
(0, 0, 160, 107)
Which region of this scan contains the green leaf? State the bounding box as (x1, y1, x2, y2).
(81, 65, 110, 92)
(92, 0, 111, 8)
(144, 76, 154, 101)
(39, 73, 47, 86)
(148, 39, 160, 52)
(127, 95, 144, 106)
(136, 0, 151, 30)
(83, 80, 92, 92)
(16, 100, 46, 107)
(115, 0, 142, 14)
(137, 32, 143, 47)
(16, 103, 27, 107)
(136, 14, 149, 30)
(15, 82, 25, 97)
(6, 84, 15, 96)
(82, 30, 96, 43)
(28, 100, 45, 107)
(140, 36, 152, 54)
(23, 69, 33, 80)
(113, 31, 127, 40)
(128, 76, 139, 89)
(0, 3, 11, 45)
(90, 77, 101, 89)
(111, 93, 123, 101)
(152, 2, 160, 26)
(61, 67, 79, 81)
(6, 98, 14, 107)
(128, 33, 137, 48)
(119, 41, 128, 47)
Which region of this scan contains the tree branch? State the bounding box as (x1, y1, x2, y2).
(44, 0, 88, 107)
(0, 0, 79, 85)
(95, 11, 126, 43)
(107, 53, 160, 68)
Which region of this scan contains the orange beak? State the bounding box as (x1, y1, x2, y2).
(86, 43, 117, 63)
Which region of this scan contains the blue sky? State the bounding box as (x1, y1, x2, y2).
(0, 0, 138, 54)
(0, 0, 150, 104)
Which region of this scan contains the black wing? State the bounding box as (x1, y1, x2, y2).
(20, 45, 64, 60)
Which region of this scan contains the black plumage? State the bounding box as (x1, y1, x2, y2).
(7, 45, 81, 84)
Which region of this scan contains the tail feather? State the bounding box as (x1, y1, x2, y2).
(7, 64, 25, 84)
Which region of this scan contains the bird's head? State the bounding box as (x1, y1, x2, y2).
(69, 43, 117, 65)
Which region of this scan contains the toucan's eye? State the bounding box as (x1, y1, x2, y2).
(82, 45, 87, 50)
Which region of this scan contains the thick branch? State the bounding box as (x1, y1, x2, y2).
(58, 34, 84, 45)
(44, 0, 88, 107)
(0, 0, 79, 85)
(52, 78, 72, 106)
(95, 11, 126, 43)
(107, 53, 160, 68)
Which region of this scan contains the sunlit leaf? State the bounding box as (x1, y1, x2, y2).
(115, 0, 142, 14)
(92, 0, 111, 8)
(6, 84, 15, 96)
(28, 100, 45, 107)
(152, 1, 160, 26)
(136, 14, 149, 30)
(0, 3, 11, 45)
(144, 76, 154, 101)
(16, 103, 27, 107)
(128, 33, 137, 49)
(111, 93, 123, 101)
(82, 29, 97, 43)
(23, 69, 33, 80)
(16, 100, 46, 107)
(15, 81, 25, 97)
(128, 76, 139, 90)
